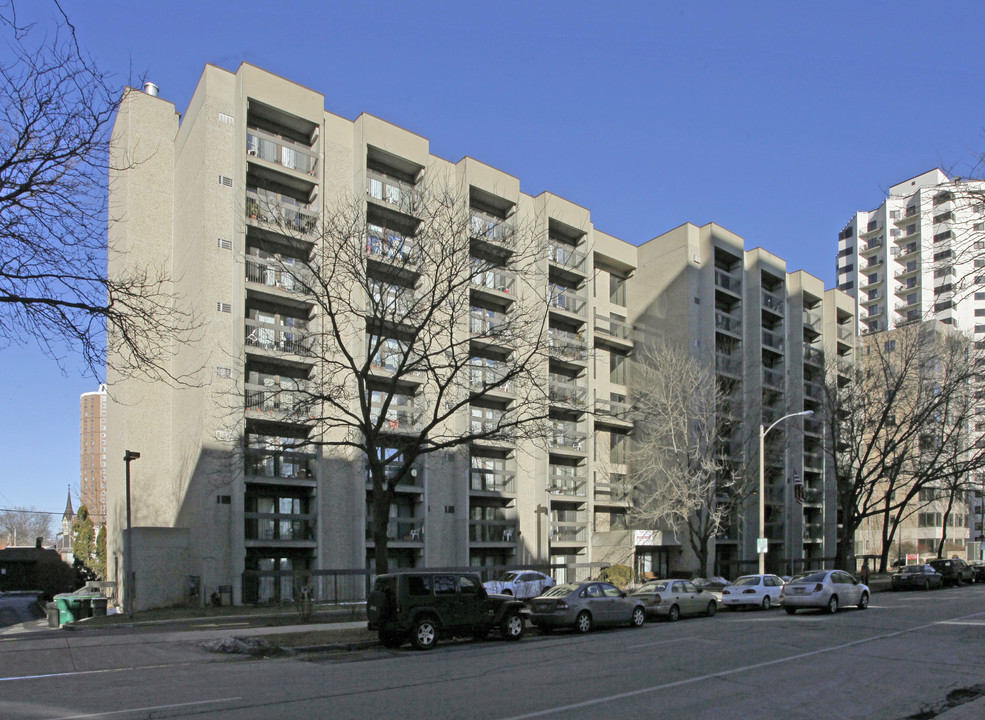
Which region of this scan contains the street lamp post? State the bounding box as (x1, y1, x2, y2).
(759, 410, 813, 574)
(124, 450, 140, 617)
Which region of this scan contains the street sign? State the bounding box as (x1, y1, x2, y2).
(757, 538, 768, 553)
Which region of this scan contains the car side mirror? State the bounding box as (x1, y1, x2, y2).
(620, 591, 626, 598)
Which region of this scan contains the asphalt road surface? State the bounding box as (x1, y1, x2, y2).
(3, 585, 985, 719)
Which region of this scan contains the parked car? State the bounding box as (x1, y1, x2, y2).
(367, 571, 528, 650)
(970, 563, 985, 583)
(483, 570, 554, 599)
(630, 578, 718, 621)
(529, 581, 646, 634)
(891, 564, 943, 591)
(780, 570, 869, 614)
(927, 558, 975, 587)
(720, 574, 785, 610)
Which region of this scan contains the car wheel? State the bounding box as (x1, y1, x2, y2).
(575, 611, 593, 633)
(761, 596, 772, 611)
(501, 612, 524, 641)
(827, 595, 839, 614)
(667, 604, 680, 622)
(706, 601, 717, 618)
(379, 630, 402, 648)
(410, 617, 438, 650)
(631, 606, 646, 628)
(923, 580, 930, 591)
(502, 589, 513, 595)
(785, 607, 797, 615)
(858, 592, 869, 610)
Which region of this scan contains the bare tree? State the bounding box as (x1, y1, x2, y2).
(0, 506, 53, 546)
(825, 321, 985, 570)
(239, 177, 561, 574)
(0, 2, 194, 379)
(627, 341, 738, 575)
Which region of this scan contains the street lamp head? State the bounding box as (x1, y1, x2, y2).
(125, 450, 141, 462)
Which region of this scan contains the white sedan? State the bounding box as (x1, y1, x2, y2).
(483, 571, 554, 599)
(720, 574, 785, 610)
(780, 569, 869, 614)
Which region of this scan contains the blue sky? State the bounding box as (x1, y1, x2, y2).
(4, 0, 985, 520)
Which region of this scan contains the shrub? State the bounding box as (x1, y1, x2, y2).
(600, 564, 633, 588)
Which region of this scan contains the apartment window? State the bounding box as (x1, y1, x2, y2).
(977, 260, 985, 268)
(838, 282, 854, 291)
(935, 300, 952, 312)
(975, 292, 985, 301)
(934, 267, 951, 279)
(890, 228, 901, 237)
(975, 309, 985, 317)
(906, 224, 917, 236)
(884, 340, 896, 352)
(975, 223, 985, 232)
(933, 250, 952, 261)
(933, 192, 952, 206)
(609, 275, 627, 306)
(867, 273, 879, 284)
(934, 211, 953, 224)
(976, 325, 985, 334)
(934, 231, 953, 243)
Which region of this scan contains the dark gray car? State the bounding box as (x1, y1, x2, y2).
(529, 581, 646, 634)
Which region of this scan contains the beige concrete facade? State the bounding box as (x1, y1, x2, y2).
(106, 63, 855, 608)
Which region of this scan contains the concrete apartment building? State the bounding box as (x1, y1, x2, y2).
(106, 63, 855, 609)
(838, 172, 985, 561)
(80, 385, 108, 527)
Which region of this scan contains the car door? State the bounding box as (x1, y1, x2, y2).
(833, 571, 859, 605)
(431, 574, 461, 628)
(765, 575, 783, 602)
(600, 582, 627, 624)
(681, 581, 703, 614)
(582, 583, 607, 622)
(516, 573, 538, 600)
(456, 575, 486, 629)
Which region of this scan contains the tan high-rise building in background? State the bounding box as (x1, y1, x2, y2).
(80, 385, 107, 527)
(105, 63, 855, 609)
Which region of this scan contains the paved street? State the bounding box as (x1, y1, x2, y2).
(1, 586, 984, 719)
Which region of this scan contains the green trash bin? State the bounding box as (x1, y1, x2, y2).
(54, 594, 77, 624)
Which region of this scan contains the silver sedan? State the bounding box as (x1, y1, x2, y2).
(630, 578, 718, 621)
(529, 581, 646, 634)
(780, 569, 869, 614)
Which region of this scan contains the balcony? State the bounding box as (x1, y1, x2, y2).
(594, 313, 634, 347)
(762, 329, 784, 352)
(804, 345, 823, 366)
(715, 310, 742, 336)
(803, 450, 824, 471)
(470, 210, 514, 246)
(762, 367, 784, 389)
(246, 188, 318, 236)
(245, 450, 316, 483)
(550, 523, 587, 544)
(548, 327, 588, 364)
(804, 418, 823, 436)
(370, 407, 420, 433)
(594, 397, 633, 425)
(366, 519, 423, 543)
(470, 365, 513, 395)
(762, 289, 784, 314)
(470, 308, 511, 337)
(470, 520, 519, 544)
(548, 467, 588, 497)
(247, 129, 319, 177)
(471, 266, 516, 299)
(549, 375, 588, 409)
(470, 467, 516, 494)
(715, 269, 742, 295)
(246, 259, 311, 296)
(803, 523, 824, 542)
(715, 352, 742, 377)
(548, 286, 588, 319)
(804, 380, 823, 401)
(245, 321, 315, 357)
(366, 171, 417, 216)
(803, 308, 822, 332)
(366, 226, 417, 267)
(549, 423, 588, 453)
(245, 515, 316, 544)
(594, 479, 632, 504)
(836, 324, 854, 342)
(547, 243, 588, 276)
(245, 388, 308, 416)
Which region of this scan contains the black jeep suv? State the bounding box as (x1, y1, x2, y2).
(367, 571, 528, 650)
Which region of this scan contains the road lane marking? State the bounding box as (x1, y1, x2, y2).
(48, 697, 242, 719)
(497, 609, 985, 720)
(626, 636, 703, 649)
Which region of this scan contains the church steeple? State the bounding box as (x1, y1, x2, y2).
(61, 486, 74, 537)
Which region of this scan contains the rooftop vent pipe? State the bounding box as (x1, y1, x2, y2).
(143, 81, 159, 97)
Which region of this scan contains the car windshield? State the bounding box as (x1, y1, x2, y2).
(790, 571, 827, 584)
(495, 572, 519, 582)
(636, 582, 667, 593)
(540, 583, 578, 597)
(732, 576, 761, 586)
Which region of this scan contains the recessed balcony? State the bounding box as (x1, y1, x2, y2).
(247, 129, 319, 179)
(366, 170, 418, 217)
(246, 188, 318, 236)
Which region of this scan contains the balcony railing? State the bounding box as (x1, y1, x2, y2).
(470, 468, 516, 494)
(548, 327, 587, 362)
(762, 329, 784, 352)
(803, 451, 824, 470)
(245, 388, 306, 415)
(245, 450, 316, 480)
(245, 188, 318, 235)
(245, 259, 311, 295)
(366, 227, 417, 265)
(803, 308, 822, 330)
(715, 311, 742, 335)
(470, 365, 512, 393)
(549, 425, 587, 452)
(245, 321, 315, 356)
(763, 367, 784, 388)
(470, 211, 514, 245)
(471, 266, 515, 295)
(547, 243, 588, 274)
(804, 380, 823, 400)
(594, 397, 633, 422)
(804, 345, 823, 365)
(550, 523, 587, 543)
(366, 519, 422, 542)
(836, 324, 854, 342)
(470, 309, 510, 336)
(247, 129, 319, 176)
(549, 376, 588, 408)
(548, 470, 587, 497)
(245, 515, 316, 542)
(715, 353, 742, 376)
(366, 171, 417, 215)
(762, 290, 784, 313)
(370, 408, 419, 432)
(715, 270, 741, 294)
(469, 520, 519, 544)
(594, 312, 634, 341)
(548, 286, 588, 318)
(594, 480, 632, 503)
